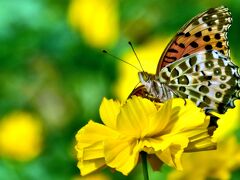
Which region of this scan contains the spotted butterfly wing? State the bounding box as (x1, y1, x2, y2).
(159, 50, 240, 114)
(156, 6, 232, 72)
(129, 6, 240, 114)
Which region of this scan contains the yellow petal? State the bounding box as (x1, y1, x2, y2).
(116, 96, 157, 138)
(140, 134, 188, 170)
(76, 141, 106, 176)
(146, 98, 173, 136)
(170, 145, 185, 170)
(104, 137, 139, 175)
(75, 120, 119, 175)
(152, 134, 187, 152)
(77, 158, 106, 176)
(146, 98, 207, 138)
(170, 99, 206, 133)
(156, 148, 175, 168)
(99, 97, 121, 129)
(79, 142, 104, 161)
(76, 120, 118, 147)
(154, 135, 189, 170)
(185, 129, 217, 152)
(156, 146, 184, 170)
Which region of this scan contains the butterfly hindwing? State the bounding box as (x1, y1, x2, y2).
(156, 6, 232, 73)
(159, 50, 240, 113)
(128, 85, 162, 102)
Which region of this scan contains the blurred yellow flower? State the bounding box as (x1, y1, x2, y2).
(114, 37, 171, 100)
(73, 173, 110, 180)
(168, 136, 240, 180)
(0, 111, 43, 161)
(76, 96, 216, 176)
(68, 0, 119, 48)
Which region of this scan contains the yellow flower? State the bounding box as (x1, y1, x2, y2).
(68, 0, 119, 48)
(168, 136, 240, 180)
(75, 96, 216, 176)
(114, 37, 171, 100)
(0, 111, 43, 161)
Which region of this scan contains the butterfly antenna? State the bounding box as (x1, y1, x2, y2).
(102, 50, 141, 71)
(128, 41, 145, 72)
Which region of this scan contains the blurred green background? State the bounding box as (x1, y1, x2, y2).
(0, 0, 240, 179)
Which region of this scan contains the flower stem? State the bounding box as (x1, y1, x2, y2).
(141, 151, 149, 180)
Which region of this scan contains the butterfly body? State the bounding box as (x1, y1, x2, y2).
(130, 6, 240, 114)
(138, 72, 174, 101)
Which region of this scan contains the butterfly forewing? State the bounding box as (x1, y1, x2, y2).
(156, 6, 232, 73)
(159, 50, 240, 113)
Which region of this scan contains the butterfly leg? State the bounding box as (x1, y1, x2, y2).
(205, 111, 219, 136)
(182, 98, 187, 106)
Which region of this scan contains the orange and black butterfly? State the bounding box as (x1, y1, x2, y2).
(129, 6, 240, 115)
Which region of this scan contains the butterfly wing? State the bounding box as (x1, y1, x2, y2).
(159, 50, 240, 114)
(128, 85, 161, 102)
(128, 85, 147, 98)
(156, 6, 232, 73)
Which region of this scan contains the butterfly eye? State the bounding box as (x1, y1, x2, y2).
(143, 73, 150, 81)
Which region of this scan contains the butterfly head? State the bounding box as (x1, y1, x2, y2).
(138, 72, 155, 86)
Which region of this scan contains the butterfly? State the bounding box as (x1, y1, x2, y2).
(129, 6, 240, 114)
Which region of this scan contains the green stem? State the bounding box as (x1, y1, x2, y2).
(141, 151, 149, 180)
